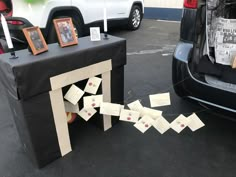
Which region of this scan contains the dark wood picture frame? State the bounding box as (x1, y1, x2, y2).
(53, 18, 78, 47)
(22, 26, 48, 55)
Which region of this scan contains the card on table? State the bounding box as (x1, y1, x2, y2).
(84, 77, 102, 94)
(64, 101, 79, 114)
(64, 84, 84, 105)
(100, 102, 123, 116)
(142, 107, 162, 120)
(134, 115, 154, 133)
(78, 107, 97, 121)
(119, 109, 140, 123)
(90, 27, 101, 41)
(188, 113, 205, 131)
(83, 95, 103, 108)
(127, 100, 144, 115)
(170, 114, 191, 133)
(152, 116, 170, 134)
(149, 92, 171, 107)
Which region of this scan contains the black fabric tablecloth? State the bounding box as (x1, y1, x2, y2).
(0, 35, 126, 100)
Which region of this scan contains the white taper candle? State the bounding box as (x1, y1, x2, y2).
(103, 7, 108, 32)
(1, 14, 13, 49)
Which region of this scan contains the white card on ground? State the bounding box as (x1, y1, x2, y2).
(83, 95, 103, 108)
(149, 92, 171, 107)
(188, 113, 205, 131)
(170, 114, 190, 133)
(100, 102, 122, 116)
(64, 101, 79, 113)
(90, 27, 101, 41)
(134, 115, 154, 133)
(152, 116, 170, 134)
(84, 77, 102, 94)
(127, 100, 144, 115)
(78, 107, 97, 121)
(119, 109, 140, 123)
(142, 107, 162, 120)
(64, 84, 84, 105)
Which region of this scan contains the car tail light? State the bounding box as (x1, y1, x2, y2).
(184, 0, 198, 9)
(8, 21, 24, 25)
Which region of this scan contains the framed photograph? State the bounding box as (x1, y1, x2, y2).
(22, 27, 48, 55)
(53, 18, 78, 47)
(90, 27, 101, 41)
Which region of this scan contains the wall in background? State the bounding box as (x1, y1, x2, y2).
(144, 0, 184, 21)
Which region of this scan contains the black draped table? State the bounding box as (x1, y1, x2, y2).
(0, 35, 126, 168)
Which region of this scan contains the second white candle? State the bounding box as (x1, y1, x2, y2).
(103, 7, 107, 32)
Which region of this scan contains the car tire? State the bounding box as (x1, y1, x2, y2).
(172, 58, 187, 98)
(47, 16, 83, 44)
(127, 5, 142, 30)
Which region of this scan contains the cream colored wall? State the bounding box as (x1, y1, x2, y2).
(144, 0, 184, 9)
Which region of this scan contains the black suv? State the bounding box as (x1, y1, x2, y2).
(172, 0, 236, 112)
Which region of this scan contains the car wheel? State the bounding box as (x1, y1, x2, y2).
(172, 58, 187, 98)
(47, 16, 83, 44)
(127, 5, 142, 30)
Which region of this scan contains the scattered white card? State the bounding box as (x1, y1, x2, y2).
(170, 114, 191, 133)
(188, 113, 205, 132)
(149, 92, 171, 107)
(64, 84, 84, 105)
(119, 109, 140, 123)
(84, 77, 102, 95)
(64, 101, 79, 114)
(78, 107, 97, 121)
(142, 107, 162, 120)
(134, 115, 154, 133)
(100, 102, 122, 116)
(152, 116, 170, 134)
(83, 95, 103, 108)
(127, 100, 144, 115)
(90, 27, 101, 41)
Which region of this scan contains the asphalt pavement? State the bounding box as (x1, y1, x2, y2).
(1, 19, 236, 177)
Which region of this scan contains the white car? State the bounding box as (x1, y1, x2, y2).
(0, 0, 144, 44)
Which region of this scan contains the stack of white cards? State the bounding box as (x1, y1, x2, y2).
(119, 92, 205, 134)
(63, 77, 103, 122)
(63, 82, 205, 134)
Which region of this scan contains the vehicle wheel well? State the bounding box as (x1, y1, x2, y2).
(132, 2, 143, 15)
(45, 7, 84, 39)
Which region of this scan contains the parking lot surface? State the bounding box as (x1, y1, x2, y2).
(1, 19, 236, 177)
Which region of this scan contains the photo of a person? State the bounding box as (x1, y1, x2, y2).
(53, 18, 78, 47)
(23, 26, 48, 55)
(28, 30, 44, 51)
(57, 21, 74, 44)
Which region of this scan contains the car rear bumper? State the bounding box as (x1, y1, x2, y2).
(173, 42, 236, 113)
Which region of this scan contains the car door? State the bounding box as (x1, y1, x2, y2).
(72, 0, 105, 24)
(106, 0, 130, 19)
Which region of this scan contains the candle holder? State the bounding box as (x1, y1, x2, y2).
(103, 32, 109, 40)
(9, 51, 18, 59)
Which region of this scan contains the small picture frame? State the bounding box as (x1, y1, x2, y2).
(22, 26, 48, 55)
(90, 27, 101, 41)
(53, 18, 78, 47)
